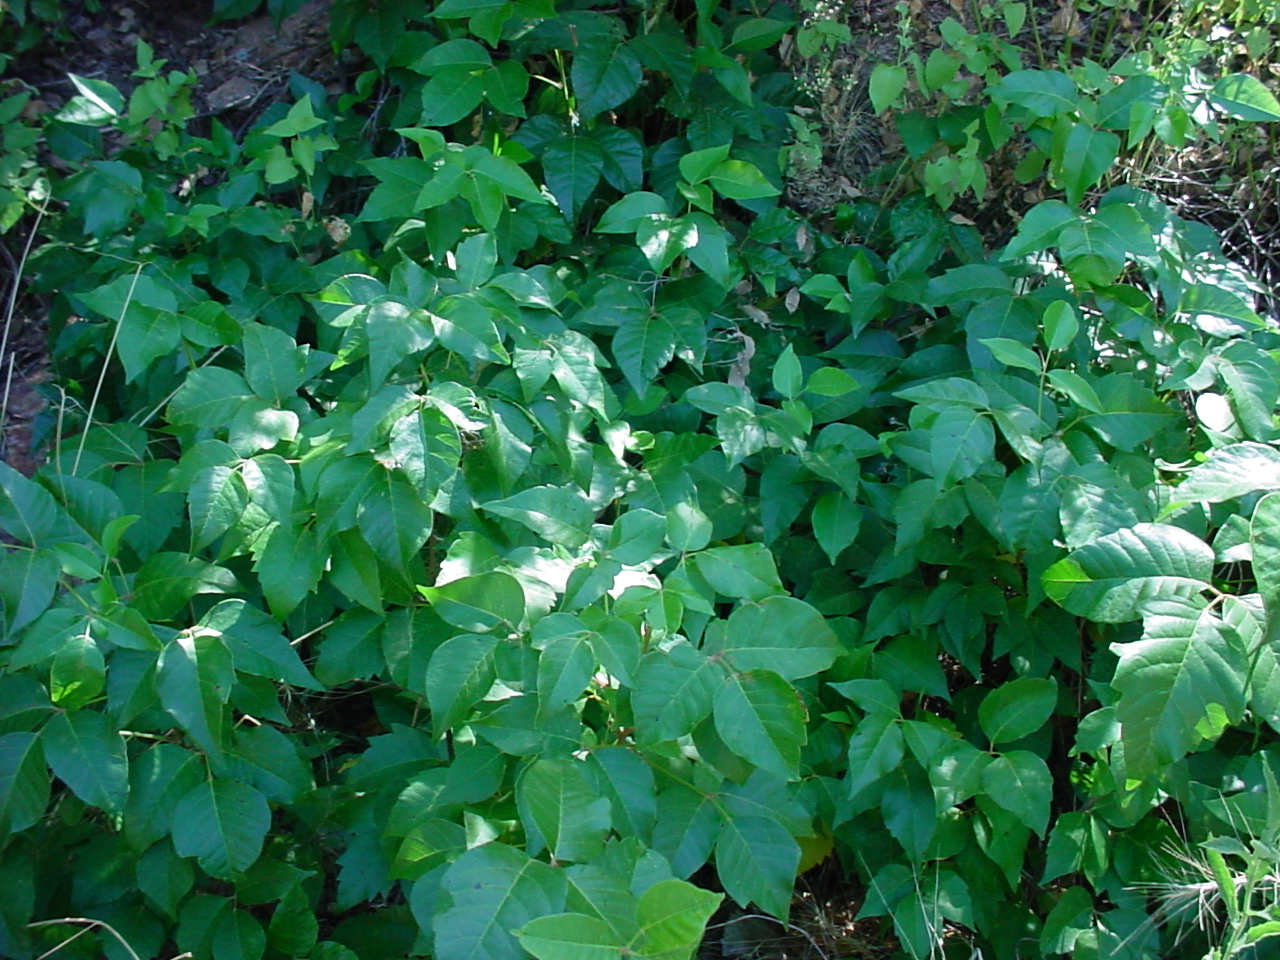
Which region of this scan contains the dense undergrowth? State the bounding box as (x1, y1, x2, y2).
(2, 0, 1280, 958)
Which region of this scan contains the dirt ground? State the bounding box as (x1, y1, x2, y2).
(0, 0, 335, 477)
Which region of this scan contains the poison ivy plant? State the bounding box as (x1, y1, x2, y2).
(1, 1, 1279, 959)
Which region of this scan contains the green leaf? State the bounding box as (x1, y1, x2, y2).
(420, 67, 487, 127)
(0, 460, 90, 547)
(168, 368, 254, 427)
(727, 17, 791, 51)
(254, 523, 325, 620)
(1209, 73, 1280, 121)
(157, 631, 234, 764)
(772, 345, 803, 400)
(677, 144, 731, 185)
(715, 816, 799, 919)
(49, 629, 105, 709)
(978, 337, 1042, 374)
(811, 491, 860, 564)
(869, 63, 908, 113)
(1042, 301, 1079, 352)
(136, 840, 194, 920)
(929, 406, 996, 487)
(0, 549, 60, 633)
(1040, 885, 1095, 954)
(1178, 442, 1280, 502)
(482, 484, 596, 548)
(189, 466, 250, 552)
(1001, 200, 1076, 259)
(1043, 522, 1214, 622)
(981, 750, 1052, 835)
(131, 551, 239, 622)
(978, 677, 1057, 746)
(846, 713, 904, 797)
(881, 762, 937, 859)
(1178, 284, 1263, 336)
(713, 669, 806, 780)
(595, 192, 668, 233)
(171, 779, 272, 879)
(0, 732, 48, 833)
(636, 215, 699, 272)
(614, 312, 677, 395)
(434, 843, 568, 960)
(516, 759, 612, 862)
(543, 136, 605, 222)
(358, 465, 433, 570)
(42, 709, 128, 814)
(199, 599, 321, 691)
(366, 300, 435, 388)
(423, 571, 525, 633)
(924, 264, 1013, 305)
(691, 543, 783, 601)
(717, 595, 840, 680)
(1252, 493, 1280, 623)
(1216, 340, 1279, 440)
(1052, 124, 1120, 207)
(989, 69, 1079, 117)
(573, 40, 642, 118)
(706, 160, 780, 200)
(536, 625, 597, 720)
(1046, 369, 1103, 413)
(517, 914, 622, 960)
(426, 634, 498, 735)
(484, 60, 530, 116)
(633, 644, 726, 743)
(1111, 596, 1247, 777)
(632, 879, 721, 959)
(267, 882, 319, 957)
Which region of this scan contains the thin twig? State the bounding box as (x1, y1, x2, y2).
(73, 261, 145, 476)
(27, 917, 143, 960)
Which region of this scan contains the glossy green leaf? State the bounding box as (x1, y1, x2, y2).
(1209, 72, 1280, 121)
(434, 842, 568, 960)
(171, 779, 271, 879)
(633, 644, 725, 743)
(714, 816, 798, 919)
(42, 709, 128, 814)
(716, 595, 840, 680)
(978, 337, 1042, 374)
(713, 669, 806, 780)
(0, 732, 48, 833)
(632, 879, 721, 958)
(981, 750, 1051, 835)
(929, 406, 996, 487)
(1111, 596, 1247, 777)
(517, 759, 612, 862)
(978, 677, 1057, 746)
(423, 571, 525, 632)
(614, 312, 678, 395)
(517, 914, 622, 960)
(543, 136, 605, 222)
(358, 465, 433, 570)
(242, 324, 308, 404)
(1044, 522, 1214, 622)
(1179, 442, 1280, 502)
(989, 69, 1078, 117)
(157, 631, 234, 764)
(573, 40, 642, 118)
(482, 484, 595, 548)
(48, 629, 105, 709)
(426, 634, 499, 735)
